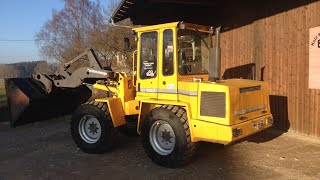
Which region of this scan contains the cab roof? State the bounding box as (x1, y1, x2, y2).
(133, 22, 212, 33)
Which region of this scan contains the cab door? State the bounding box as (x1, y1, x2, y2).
(136, 31, 159, 99)
(158, 28, 178, 100)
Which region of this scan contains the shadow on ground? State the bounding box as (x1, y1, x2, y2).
(245, 127, 285, 143)
(0, 107, 9, 122)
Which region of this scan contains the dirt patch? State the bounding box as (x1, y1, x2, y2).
(0, 119, 319, 179)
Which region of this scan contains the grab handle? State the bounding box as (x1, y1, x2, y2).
(132, 50, 138, 87)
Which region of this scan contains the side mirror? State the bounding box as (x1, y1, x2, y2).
(124, 37, 130, 51)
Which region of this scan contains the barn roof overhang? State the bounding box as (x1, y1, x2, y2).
(110, 0, 223, 26)
(111, 0, 314, 31)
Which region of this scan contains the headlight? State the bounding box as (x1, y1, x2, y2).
(259, 119, 265, 128)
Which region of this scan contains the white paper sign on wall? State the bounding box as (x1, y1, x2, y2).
(309, 27, 320, 89)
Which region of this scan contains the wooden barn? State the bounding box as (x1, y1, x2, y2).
(111, 0, 320, 138)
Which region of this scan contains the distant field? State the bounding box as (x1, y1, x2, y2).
(0, 79, 7, 107)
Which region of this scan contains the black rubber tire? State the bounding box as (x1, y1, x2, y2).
(71, 101, 118, 154)
(141, 105, 197, 168)
(119, 115, 139, 136)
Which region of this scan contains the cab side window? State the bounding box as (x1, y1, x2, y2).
(140, 31, 158, 79)
(163, 29, 174, 76)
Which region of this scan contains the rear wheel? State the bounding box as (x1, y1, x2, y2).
(71, 101, 118, 153)
(141, 105, 197, 168)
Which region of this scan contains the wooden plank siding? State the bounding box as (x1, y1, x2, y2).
(218, 1, 320, 137)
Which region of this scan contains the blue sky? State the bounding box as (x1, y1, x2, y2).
(0, 0, 64, 64)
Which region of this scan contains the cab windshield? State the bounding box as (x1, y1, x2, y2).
(178, 29, 210, 75)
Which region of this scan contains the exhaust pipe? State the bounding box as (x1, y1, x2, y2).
(209, 27, 221, 82)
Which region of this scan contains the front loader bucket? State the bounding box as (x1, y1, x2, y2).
(5, 78, 92, 126)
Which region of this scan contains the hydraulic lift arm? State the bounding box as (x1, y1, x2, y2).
(5, 48, 113, 126)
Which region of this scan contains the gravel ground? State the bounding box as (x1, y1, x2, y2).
(0, 117, 320, 180)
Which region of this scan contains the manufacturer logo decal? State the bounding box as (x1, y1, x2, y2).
(235, 104, 266, 116)
(87, 69, 107, 76)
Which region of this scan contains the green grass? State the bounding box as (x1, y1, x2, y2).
(0, 79, 7, 107)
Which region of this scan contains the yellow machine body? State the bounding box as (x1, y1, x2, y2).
(94, 22, 273, 145)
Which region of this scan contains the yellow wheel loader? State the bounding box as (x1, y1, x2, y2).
(70, 22, 273, 168)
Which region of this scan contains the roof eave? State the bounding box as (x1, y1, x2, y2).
(110, 0, 135, 23)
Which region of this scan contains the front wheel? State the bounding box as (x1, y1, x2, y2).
(141, 105, 197, 168)
(71, 101, 118, 153)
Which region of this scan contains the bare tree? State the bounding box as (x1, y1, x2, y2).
(0, 65, 20, 78)
(35, 0, 136, 70)
(0, 65, 5, 78)
(33, 61, 52, 74)
(35, 0, 104, 63)
(98, 0, 136, 69)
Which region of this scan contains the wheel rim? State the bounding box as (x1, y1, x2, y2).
(78, 115, 102, 144)
(149, 120, 176, 156)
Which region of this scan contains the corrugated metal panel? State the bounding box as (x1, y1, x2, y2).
(219, 1, 320, 137)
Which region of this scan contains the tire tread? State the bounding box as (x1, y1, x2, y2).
(141, 105, 197, 167)
(71, 101, 118, 154)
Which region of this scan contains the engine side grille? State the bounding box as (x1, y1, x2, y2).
(240, 86, 261, 93)
(200, 92, 226, 118)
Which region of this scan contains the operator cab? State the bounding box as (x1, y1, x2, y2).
(133, 22, 214, 100)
